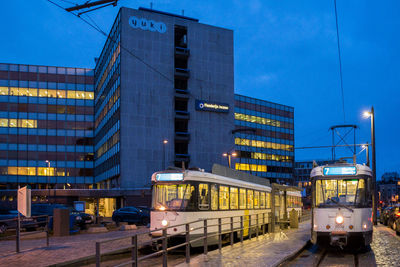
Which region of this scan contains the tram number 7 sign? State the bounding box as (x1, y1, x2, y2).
(18, 186, 31, 217)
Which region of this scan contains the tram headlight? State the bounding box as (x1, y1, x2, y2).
(161, 219, 168, 227)
(335, 215, 344, 224)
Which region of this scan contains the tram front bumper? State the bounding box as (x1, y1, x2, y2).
(330, 231, 348, 247)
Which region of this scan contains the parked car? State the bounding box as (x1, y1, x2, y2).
(31, 204, 94, 230)
(380, 206, 393, 225)
(387, 206, 400, 231)
(393, 213, 400, 236)
(112, 206, 150, 225)
(0, 209, 38, 234)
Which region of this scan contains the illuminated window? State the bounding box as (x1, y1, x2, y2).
(254, 191, 260, 209)
(28, 88, 38, 97)
(235, 138, 293, 152)
(10, 87, 18, 96)
(230, 187, 239, 209)
(18, 88, 29, 96)
(235, 163, 267, 172)
(198, 183, 209, 210)
(67, 90, 75, 99)
(86, 92, 94, 100)
(266, 193, 271, 208)
(260, 192, 265, 209)
(234, 113, 281, 127)
(37, 167, 55, 176)
(219, 186, 229, 210)
(247, 190, 254, 209)
(9, 119, 17, 127)
(57, 90, 66, 98)
(56, 168, 65, 176)
(0, 119, 7, 127)
(8, 167, 17, 175)
(211, 184, 218, 210)
(239, 188, 246, 209)
(39, 89, 48, 97)
(47, 89, 57, 98)
(0, 87, 8, 95)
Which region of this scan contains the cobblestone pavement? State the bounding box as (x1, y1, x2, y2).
(371, 224, 400, 267)
(0, 226, 151, 267)
(173, 221, 310, 267)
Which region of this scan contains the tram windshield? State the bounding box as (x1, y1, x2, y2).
(152, 183, 195, 211)
(315, 179, 367, 207)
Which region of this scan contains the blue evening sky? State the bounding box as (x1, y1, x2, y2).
(1, 0, 399, 179)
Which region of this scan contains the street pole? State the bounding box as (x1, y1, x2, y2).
(371, 107, 377, 225)
(228, 154, 231, 168)
(162, 140, 168, 170)
(46, 160, 50, 203)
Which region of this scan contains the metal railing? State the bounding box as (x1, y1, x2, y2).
(95, 211, 285, 267)
(0, 215, 50, 253)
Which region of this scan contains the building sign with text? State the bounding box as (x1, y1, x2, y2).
(129, 16, 167, 33)
(195, 100, 229, 113)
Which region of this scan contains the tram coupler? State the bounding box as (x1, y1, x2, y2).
(330, 231, 347, 248)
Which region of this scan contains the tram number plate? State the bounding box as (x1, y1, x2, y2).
(331, 231, 347, 235)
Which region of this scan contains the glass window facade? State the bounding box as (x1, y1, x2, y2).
(234, 94, 295, 183)
(0, 63, 94, 189)
(93, 11, 121, 189)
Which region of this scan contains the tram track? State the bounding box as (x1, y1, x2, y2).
(282, 242, 363, 267)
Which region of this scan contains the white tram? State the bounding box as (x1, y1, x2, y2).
(150, 170, 302, 247)
(310, 163, 373, 248)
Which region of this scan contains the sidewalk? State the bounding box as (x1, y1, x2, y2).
(0, 227, 151, 267)
(176, 221, 310, 267)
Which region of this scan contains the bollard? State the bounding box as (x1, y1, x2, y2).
(230, 217, 234, 246)
(162, 228, 167, 267)
(203, 220, 208, 255)
(186, 224, 190, 263)
(46, 216, 49, 247)
(240, 216, 244, 243)
(95, 242, 100, 267)
(132, 235, 138, 267)
(290, 209, 299, 229)
(218, 218, 222, 252)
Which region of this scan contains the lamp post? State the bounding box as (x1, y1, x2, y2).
(45, 160, 50, 203)
(162, 139, 168, 170)
(363, 107, 377, 225)
(222, 152, 237, 169)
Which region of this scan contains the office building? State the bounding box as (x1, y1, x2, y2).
(0, 63, 95, 190)
(94, 7, 234, 190)
(233, 94, 294, 184)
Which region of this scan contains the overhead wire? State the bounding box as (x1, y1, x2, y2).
(333, 0, 346, 123)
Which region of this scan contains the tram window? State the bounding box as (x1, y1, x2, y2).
(239, 188, 246, 209)
(230, 187, 239, 209)
(260, 192, 265, 209)
(198, 183, 209, 210)
(266, 193, 271, 208)
(211, 184, 218, 210)
(316, 179, 367, 207)
(152, 184, 195, 211)
(275, 195, 280, 207)
(254, 191, 260, 209)
(219, 186, 229, 210)
(247, 190, 254, 209)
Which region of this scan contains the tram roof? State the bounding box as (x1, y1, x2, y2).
(310, 163, 372, 178)
(152, 170, 272, 192)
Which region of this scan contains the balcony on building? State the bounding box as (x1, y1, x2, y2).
(175, 131, 190, 141)
(174, 68, 190, 79)
(175, 47, 190, 59)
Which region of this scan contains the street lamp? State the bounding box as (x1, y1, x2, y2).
(222, 151, 237, 169)
(162, 139, 168, 170)
(45, 160, 50, 202)
(363, 107, 377, 225)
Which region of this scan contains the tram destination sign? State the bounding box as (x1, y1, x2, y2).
(323, 166, 357, 176)
(195, 100, 229, 113)
(156, 173, 184, 181)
